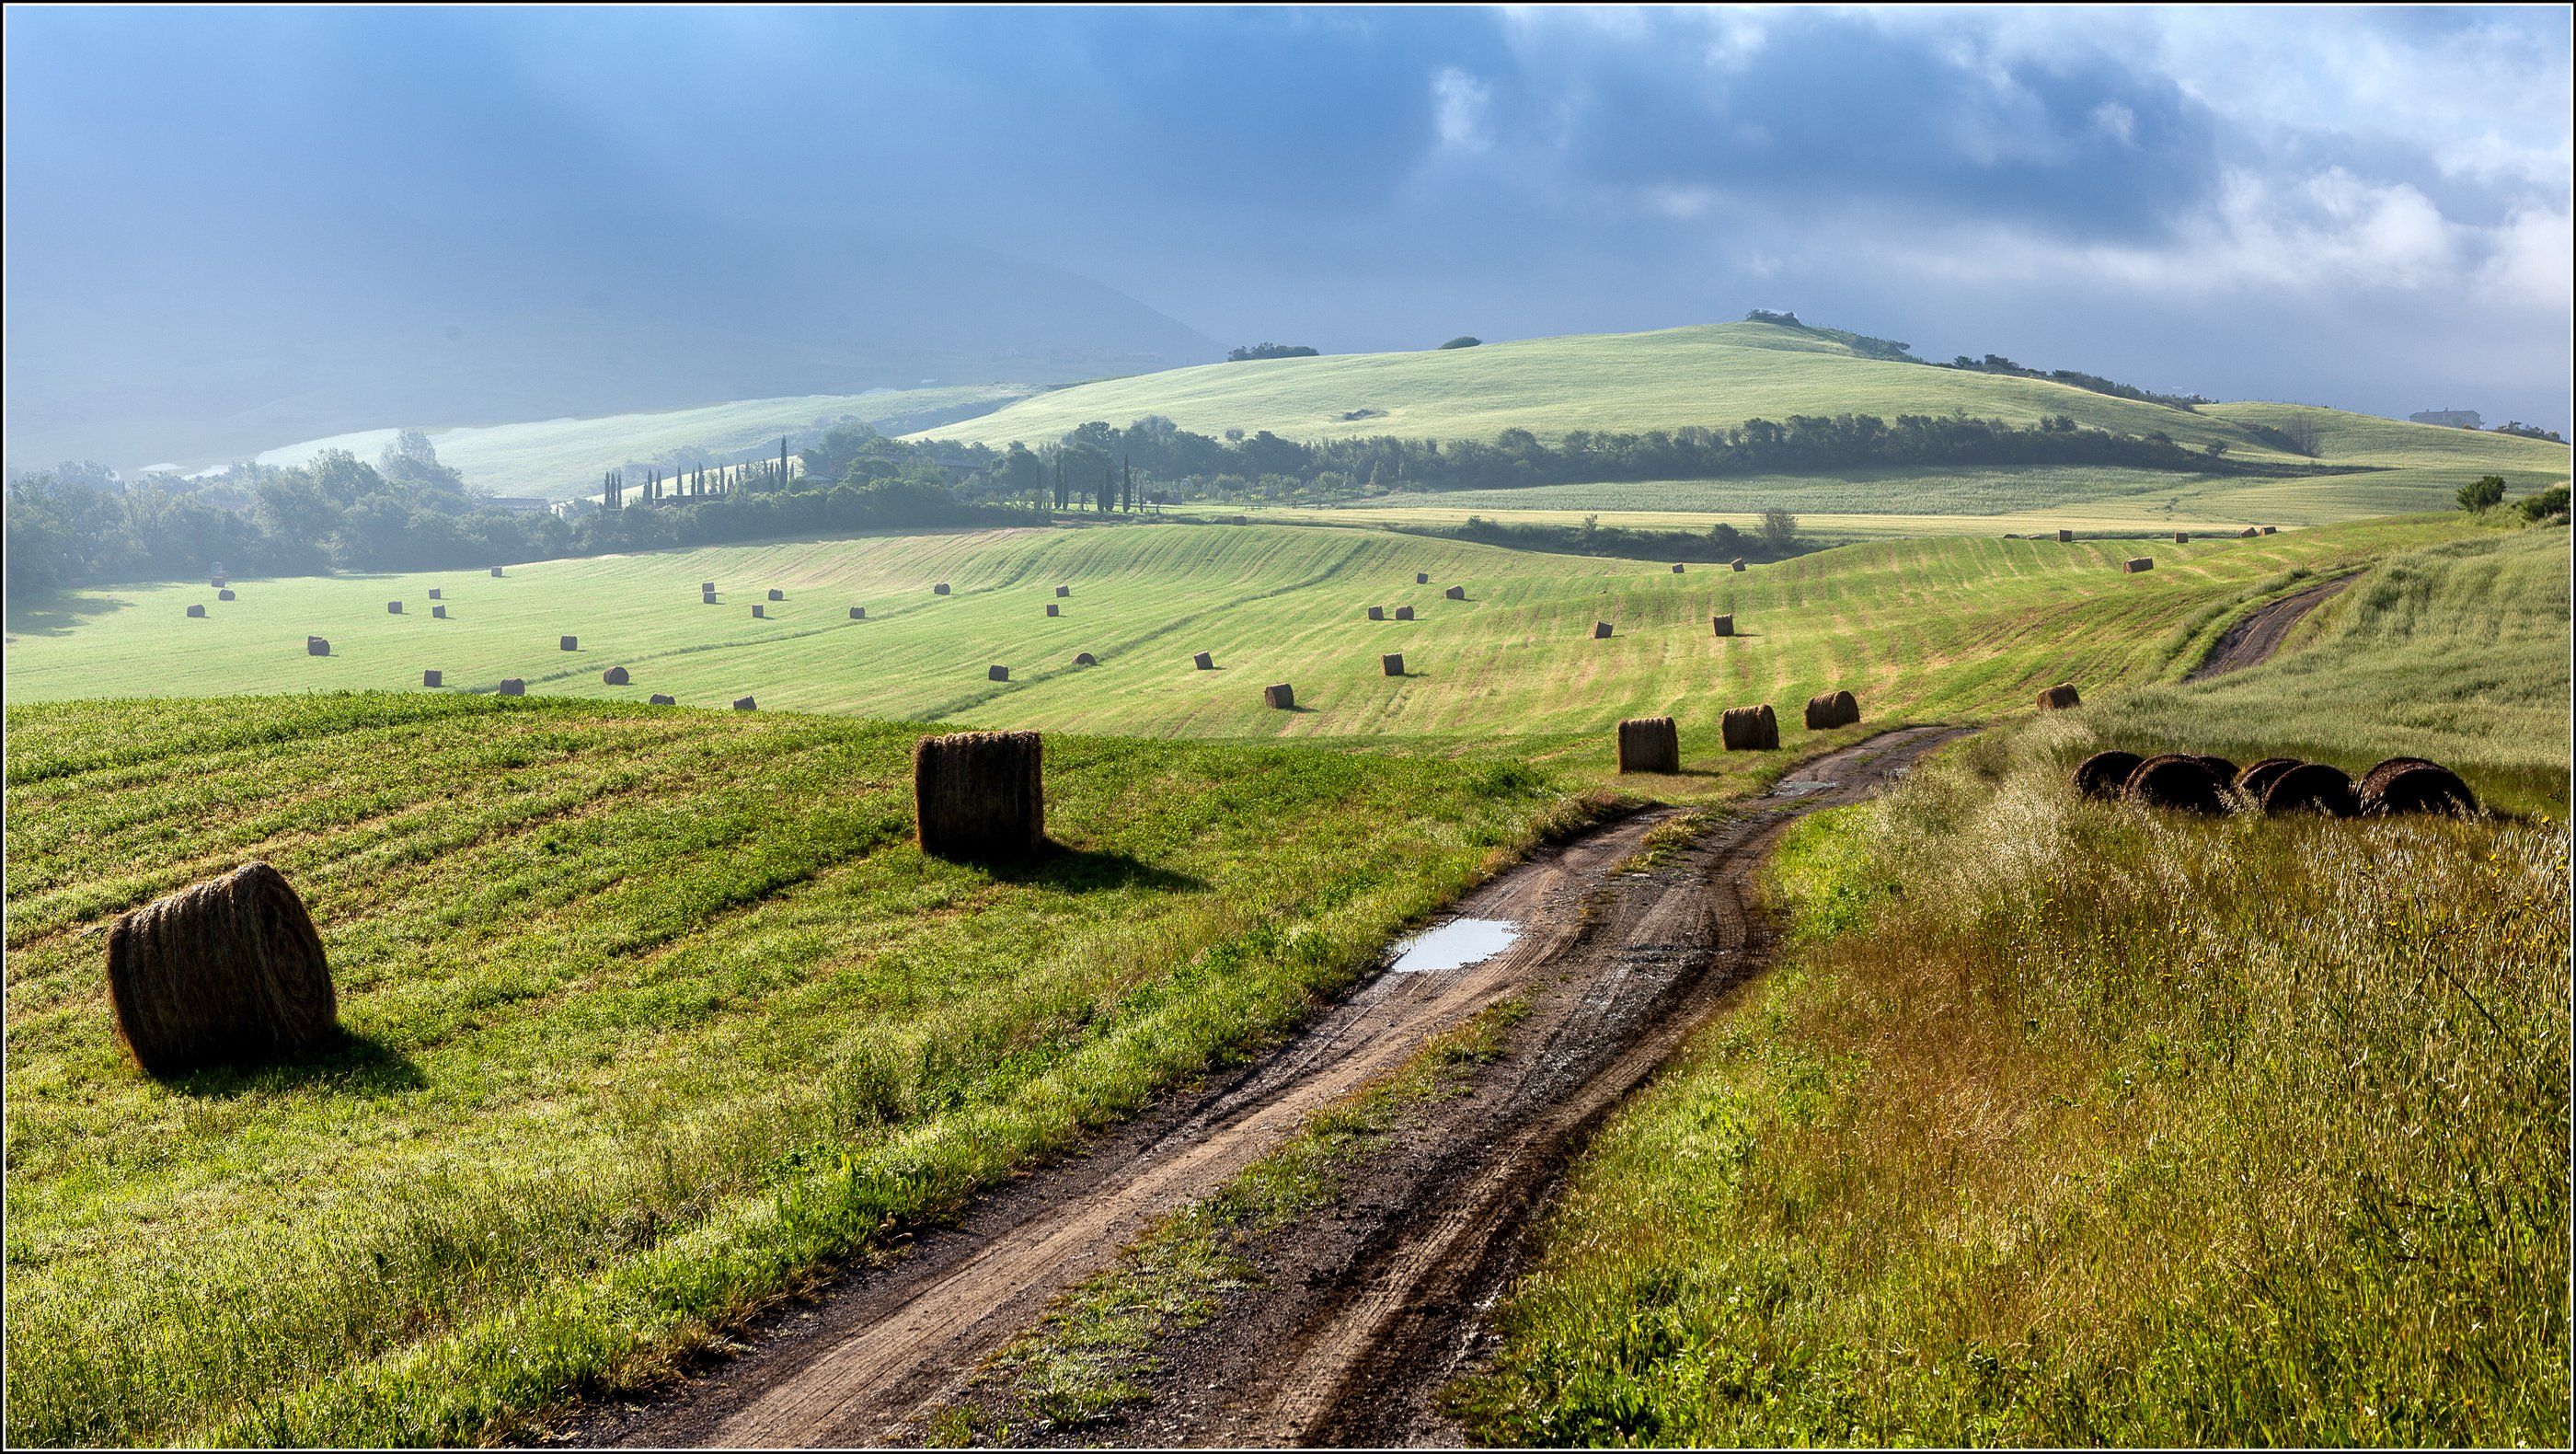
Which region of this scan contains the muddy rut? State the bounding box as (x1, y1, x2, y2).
(586, 726, 1964, 1448)
(2185, 575, 2353, 681)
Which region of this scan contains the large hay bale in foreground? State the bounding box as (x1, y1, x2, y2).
(1720, 704, 1778, 751)
(2195, 755, 2240, 783)
(219, 589, 236, 601)
(2123, 754, 2224, 814)
(2123, 558, 2154, 573)
(2260, 762, 2358, 817)
(1367, 606, 1385, 621)
(306, 637, 330, 656)
(2363, 763, 2478, 818)
(106, 862, 338, 1078)
(431, 606, 447, 619)
(1712, 614, 1734, 637)
(2357, 757, 2440, 803)
(1394, 606, 1414, 620)
(2036, 683, 2081, 710)
(1264, 682, 1295, 710)
(1803, 690, 1860, 730)
(733, 696, 757, 711)
(559, 635, 578, 652)
(1616, 716, 1680, 774)
(2234, 757, 2302, 800)
(1382, 652, 1405, 676)
(1193, 651, 1215, 670)
(915, 730, 1045, 859)
(989, 664, 1010, 682)
(767, 588, 784, 602)
(603, 666, 629, 686)
(1593, 621, 1614, 639)
(649, 693, 676, 706)
(423, 669, 443, 687)
(1074, 652, 1098, 666)
(186, 604, 206, 618)
(2073, 749, 2144, 801)
(1445, 584, 1466, 601)
(499, 678, 524, 696)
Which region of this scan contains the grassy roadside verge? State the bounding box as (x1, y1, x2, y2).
(1459, 530, 2571, 1445)
(3, 695, 1590, 1447)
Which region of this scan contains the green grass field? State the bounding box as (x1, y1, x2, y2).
(1463, 525, 2571, 1446)
(246, 384, 1038, 500)
(1, 695, 1585, 1446)
(0, 515, 2488, 789)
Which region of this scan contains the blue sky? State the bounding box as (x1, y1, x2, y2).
(6, 5, 2571, 438)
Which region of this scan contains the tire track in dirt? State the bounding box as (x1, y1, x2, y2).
(2184, 574, 2353, 681)
(577, 726, 1963, 1448)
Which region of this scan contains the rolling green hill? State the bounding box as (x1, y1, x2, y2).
(1, 515, 2486, 784)
(240, 384, 1040, 501)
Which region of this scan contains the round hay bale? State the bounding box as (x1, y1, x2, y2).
(387, 600, 404, 614)
(2239, 526, 2259, 537)
(1367, 606, 1385, 620)
(701, 581, 715, 593)
(423, 669, 443, 687)
(2260, 762, 2358, 817)
(186, 604, 206, 617)
(429, 588, 442, 600)
(1593, 621, 1614, 639)
(2234, 757, 2302, 800)
(219, 589, 236, 601)
(767, 588, 784, 602)
(1055, 585, 1071, 597)
(2123, 557, 2155, 573)
(2363, 763, 2478, 818)
(914, 729, 1045, 859)
(1382, 652, 1405, 676)
(1830, 689, 1858, 727)
(649, 693, 676, 706)
(2056, 528, 2075, 543)
(1617, 716, 1681, 773)
(603, 666, 630, 686)
(2358, 757, 2441, 803)
(849, 606, 867, 619)
(559, 635, 578, 651)
(1394, 606, 1414, 620)
(1803, 692, 1841, 730)
(499, 678, 524, 696)
(1415, 571, 1431, 584)
(212, 575, 226, 589)
(2073, 750, 2144, 801)
(2123, 754, 2225, 814)
(989, 664, 1010, 682)
(1445, 584, 1466, 600)
(1731, 559, 1746, 572)
(1192, 651, 1215, 670)
(934, 583, 951, 595)
(2175, 532, 2190, 544)
(1720, 704, 1777, 751)
(106, 861, 338, 1078)
(2036, 683, 2081, 710)
(703, 592, 719, 604)
(1671, 563, 1685, 573)
(1074, 652, 1098, 666)
(431, 605, 447, 618)
(1046, 603, 1060, 617)
(490, 566, 505, 577)
(752, 604, 766, 618)
(2260, 525, 2278, 535)
(1263, 682, 1295, 710)
(733, 696, 757, 711)
(306, 636, 330, 656)
(1712, 614, 1734, 637)
(2195, 755, 2240, 783)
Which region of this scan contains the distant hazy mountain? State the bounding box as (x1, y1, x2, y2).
(2, 232, 1219, 474)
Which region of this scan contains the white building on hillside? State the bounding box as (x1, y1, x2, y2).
(2409, 409, 2483, 429)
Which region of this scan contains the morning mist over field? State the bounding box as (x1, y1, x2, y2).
(4, 5, 2570, 470)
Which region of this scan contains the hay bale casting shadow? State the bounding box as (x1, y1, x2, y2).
(422, 669, 443, 688)
(2056, 528, 2075, 543)
(2261, 762, 2358, 817)
(1394, 606, 1414, 621)
(1264, 682, 1295, 710)
(306, 637, 330, 656)
(499, 678, 524, 697)
(1445, 585, 1466, 601)
(2123, 558, 2155, 573)
(915, 730, 1045, 860)
(1593, 621, 1614, 639)
(1367, 606, 1385, 621)
(559, 635, 578, 651)
(1056, 585, 1071, 597)
(429, 588, 442, 600)
(219, 590, 236, 602)
(733, 696, 757, 711)
(1731, 559, 1746, 572)
(752, 605, 765, 618)
(431, 606, 447, 618)
(2073, 750, 2143, 801)
(186, 604, 206, 618)
(1671, 563, 1685, 574)
(1617, 716, 1680, 774)
(1193, 652, 1215, 670)
(2261, 525, 2278, 535)
(767, 588, 784, 602)
(2358, 757, 2440, 804)
(386, 601, 404, 614)
(106, 862, 337, 1078)
(2235, 758, 2302, 800)
(490, 566, 505, 577)
(2123, 754, 2224, 814)
(1416, 571, 1430, 584)
(1712, 614, 1734, 637)
(934, 583, 952, 595)
(1074, 652, 1098, 666)
(989, 665, 1010, 682)
(1721, 704, 1778, 751)
(1046, 604, 1060, 617)
(1382, 652, 1405, 676)
(603, 666, 630, 686)
(649, 693, 676, 706)
(2037, 683, 2081, 710)
(2363, 762, 2478, 818)
(1803, 690, 1860, 730)
(849, 606, 867, 619)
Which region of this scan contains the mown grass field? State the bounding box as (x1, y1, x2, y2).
(0, 515, 2488, 789)
(0, 695, 1578, 1446)
(1464, 525, 2571, 1446)
(246, 383, 1037, 500)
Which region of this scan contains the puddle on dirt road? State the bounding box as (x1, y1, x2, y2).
(1770, 779, 1835, 797)
(1388, 917, 1522, 973)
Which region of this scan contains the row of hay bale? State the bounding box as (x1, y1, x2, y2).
(2026, 525, 2278, 542)
(1614, 691, 1862, 771)
(2073, 749, 2478, 817)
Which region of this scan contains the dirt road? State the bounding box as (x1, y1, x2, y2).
(586, 725, 1964, 1448)
(2184, 575, 2353, 681)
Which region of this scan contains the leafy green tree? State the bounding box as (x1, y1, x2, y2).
(2456, 475, 2508, 512)
(1759, 507, 1798, 550)
(2515, 483, 2567, 521)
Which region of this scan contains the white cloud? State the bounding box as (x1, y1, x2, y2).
(1432, 66, 1491, 152)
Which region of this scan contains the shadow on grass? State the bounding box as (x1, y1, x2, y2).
(980, 844, 1209, 894)
(4, 591, 139, 639)
(162, 1030, 427, 1098)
